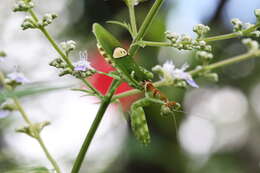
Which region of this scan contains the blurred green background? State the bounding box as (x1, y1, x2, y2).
(1, 0, 260, 173)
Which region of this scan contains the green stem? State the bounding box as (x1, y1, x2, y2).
(28, 10, 103, 99)
(129, 0, 164, 55)
(37, 135, 62, 173)
(203, 23, 260, 42)
(137, 40, 172, 47)
(137, 23, 260, 47)
(13, 97, 32, 125)
(189, 49, 260, 75)
(112, 49, 260, 100)
(128, 2, 138, 37)
(71, 80, 121, 173)
(13, 100, 61, 173)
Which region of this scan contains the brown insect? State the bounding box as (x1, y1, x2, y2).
(144, 81, 177, 108)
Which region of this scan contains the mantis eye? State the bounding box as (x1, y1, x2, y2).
(113, 47, 128, 58)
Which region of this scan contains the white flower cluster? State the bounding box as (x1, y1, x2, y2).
(242, 38, 259, 52)
(49, 58, 67, 69)
(193, 24, 210, 38)
(49, 50, 95, 78)
(38, 13, 57, 27)
(60, 40, 76, 54)
(165, 31, 212, 51)
(153, 61, 199, 88)
(21, 16, 37, 30)
(13, 0, 34, 12)
(231, 18, 260, 37)
(165, 27, 214, 63)
(196, 51, 213, 61)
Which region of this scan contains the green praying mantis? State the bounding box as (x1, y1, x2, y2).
(93, 23, 181, 145)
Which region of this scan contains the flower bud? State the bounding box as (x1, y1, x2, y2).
(231, 18, 243, 32)
(242, 38, 259, 51)
(40, 13, 58, 27)
(60, 40, 76, 53)
(196, 51, 213, 61)
(21, 16, 37, 30)
(193, 24, 210, 38)
(254, 9, 260, 21)
(13, 1, 34, 12)
(204, 73, 219, 82)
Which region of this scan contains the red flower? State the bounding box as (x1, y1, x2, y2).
(88, 51, 141, 111)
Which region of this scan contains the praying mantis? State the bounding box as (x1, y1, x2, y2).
(93, 23, 180, 145)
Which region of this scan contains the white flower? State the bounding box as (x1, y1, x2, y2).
(73, 51, 93, 71)
(162, 61, 199, 88)
(7, 68, 29, 84)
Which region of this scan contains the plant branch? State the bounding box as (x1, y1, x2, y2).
(112, 49, 260, 100)
(14, 99, 61, 173)
(71, 79, 121, 173)
(129, 0, 164, 55)
(37, 134, 62, 173)
(128, 2, 138, 37)
(28, 10, 103, 99)
(0, 72, 61, 173)
(203, 23, 260, 42)
(189, 49, 260, 75)
(136, 23, 260, 47)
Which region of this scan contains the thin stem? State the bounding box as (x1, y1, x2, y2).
(189, 49, 260, 75)
(37, 135, 62, 173)
(39, 27, 73, 67)
(128, 2, 138, 37)
(28, 10, 103, 98)
(13, 97, 32, 125)
(203, 23, 260, 42)
(13, 100, 61, 173)
(71, 80, 121, 173)
(112, 49, 260, 100)
(129, 0, 164, 55)
(137, 23, 260, 47)
(137, 40, 172, 47)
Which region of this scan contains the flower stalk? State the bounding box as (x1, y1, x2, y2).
(0, 72, 61, 173)
(28, 9, 103, 99)
(71, 79, 121, 173)
(129, 0, 165, 55)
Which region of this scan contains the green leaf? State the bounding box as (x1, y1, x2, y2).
(107, 20, 133, 36)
